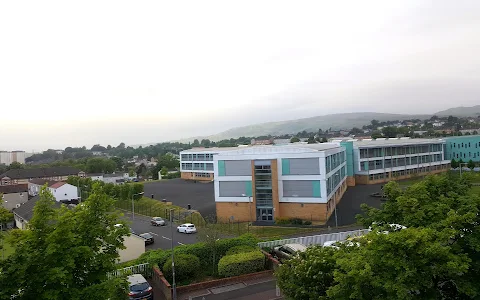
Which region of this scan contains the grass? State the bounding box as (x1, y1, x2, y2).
(0, 232, 15, 260)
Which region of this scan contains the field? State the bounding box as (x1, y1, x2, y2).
(0, 232, 15, 260)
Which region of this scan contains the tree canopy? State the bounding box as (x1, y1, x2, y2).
(0, 184, 130, 299)
(276, 173, 480, 299)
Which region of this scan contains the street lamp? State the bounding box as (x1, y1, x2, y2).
(131, 192, 144, 221)
(241, 194, 253, 229)
(170, 208, 177, 300)
(459, 162, 468, 178)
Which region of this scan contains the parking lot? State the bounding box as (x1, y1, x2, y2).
(143, 179, 215, 218)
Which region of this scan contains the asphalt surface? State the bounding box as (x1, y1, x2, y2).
(143, 179, 216, 218)
(326, 182, 384, 227)
(122, 212, 200, 250)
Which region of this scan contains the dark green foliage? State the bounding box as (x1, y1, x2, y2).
(226, 245, 256, 255)
(163, 254, 201, 282)
(217, 250, 265, 278)
(303, 220, 312, 225)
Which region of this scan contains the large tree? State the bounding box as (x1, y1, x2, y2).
(0, 184, 129, 299)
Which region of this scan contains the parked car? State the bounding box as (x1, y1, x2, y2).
(177, 223, 197, 234)
(139, 233, 154, 245)
(127, 274, 153, 299)
(150, 217, 166, 226)
(273, 243, 307, 261)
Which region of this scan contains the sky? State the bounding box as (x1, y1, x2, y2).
(1, 1, 480, 151)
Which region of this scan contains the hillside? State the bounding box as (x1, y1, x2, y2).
(434, 105, 480, 117)
(177, 112, 430, 143)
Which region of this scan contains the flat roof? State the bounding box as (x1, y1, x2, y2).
(352, 138, 446, 147)
(180, 146, 249, 153)
(215, 143, 343, 156)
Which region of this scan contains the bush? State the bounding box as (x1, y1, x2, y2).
(226, 245, 256, 256)
(275, 217, 291, 225)
(290, 218, 303, 225)
(218, 250, 265, 278)
(163, 254, 201, 282)
(303, 220, 312, 225)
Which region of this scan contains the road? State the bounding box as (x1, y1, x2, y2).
(122, 212, 200, 250)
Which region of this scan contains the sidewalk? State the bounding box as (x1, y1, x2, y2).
(177, 275, 282, 300)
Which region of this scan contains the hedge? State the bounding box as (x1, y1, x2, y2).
(136, 234, 259, 273)
(218, 250, 265, 278)
(163, 254, 201, 282)
(226, 245, 256, 256)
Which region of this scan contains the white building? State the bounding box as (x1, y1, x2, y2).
(0, 150, 26, 165)
(213, 144, 347, 223)
(28, 179, 79, 202)
(180, 147, 242, 181)
(103, 173, 129, 184)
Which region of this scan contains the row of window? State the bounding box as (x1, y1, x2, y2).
(359, 144, 443, 159)
(326, 166, 346, 195)
(180, 153, 214, 161)
(325, 151, 346, 174)
(360, 154, 444, 171)
(451, 152, 480, 159)
(367, 164, 449, 180)
(451, 142, 480, 149)
(181, 162, 214, 171)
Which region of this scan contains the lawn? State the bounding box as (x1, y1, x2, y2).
(203, 222, 320, 240)
(0, 232, 15, 260)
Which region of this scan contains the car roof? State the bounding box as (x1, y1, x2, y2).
(127, 274, 147, 285)
(152, 217, 163, 219)
(181, 223, 195, 226)
(140, 233, 153, 237)
(284, 243, 307, 251)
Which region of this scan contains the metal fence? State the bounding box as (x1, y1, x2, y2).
(108, 263, 151, 279)
(257, 229, 370, 249)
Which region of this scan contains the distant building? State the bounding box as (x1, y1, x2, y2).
(0, 167, 81, 186)
(250, 139, 273, 145)
(444, 135, 480, 162)
(28, 179, 79, 202)
(0, 150, 26, 165)
(0, 184, 28, 211)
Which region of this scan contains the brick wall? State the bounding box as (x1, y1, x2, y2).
(216, 202, 253, 222)
(279, 202, 327, 221)
(180, 172, 213, 181)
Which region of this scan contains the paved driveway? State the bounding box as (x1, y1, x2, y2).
(143, 179, 215, 218)
(327, 183, 384, 227)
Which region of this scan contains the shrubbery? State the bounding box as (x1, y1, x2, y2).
(274, 217, 312, 226)
(218, 250, 265, 277)
(226, 245, 256, 255)
(163, 254, 201, 282)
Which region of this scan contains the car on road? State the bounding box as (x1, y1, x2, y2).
(177, 223, 197, 234)
(150, 217, 166, 226)
(139, 233, 155, 245)
(272, 243, 307, 261)
(127, 274, 153, 299)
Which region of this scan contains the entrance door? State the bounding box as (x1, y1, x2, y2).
(257, 208, 273, 221)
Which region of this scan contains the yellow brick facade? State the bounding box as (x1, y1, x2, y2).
(216, 202, 253, 222)
(181, 172, 213, 181)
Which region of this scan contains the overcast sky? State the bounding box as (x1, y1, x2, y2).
(1, 1, 480, 151)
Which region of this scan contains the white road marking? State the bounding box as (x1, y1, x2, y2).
(178, 242, 185, 245)
(149, 232, 159, 236)
(162, 236, 171, 240)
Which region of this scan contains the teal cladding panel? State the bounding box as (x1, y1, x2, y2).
(312, 181, 321, 197)
(245, 181, 253, 197)
(340, 142, 354, 176)
(445, 135, 480, 162)
(218, 160, 226, 176)
(282, 159, 290, 175)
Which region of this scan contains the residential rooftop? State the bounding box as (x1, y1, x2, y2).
(347, 138, 447, 147)
(181, 146, 248, 153)
(0, 167, 80, 180)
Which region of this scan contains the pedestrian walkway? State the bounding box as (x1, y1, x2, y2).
(177, 275, 282, 300)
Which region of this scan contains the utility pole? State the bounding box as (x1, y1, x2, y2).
(170, 208, 177, 300)
(132, 192, 144, 221)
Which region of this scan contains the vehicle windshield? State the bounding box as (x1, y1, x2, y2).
(153, 217, 162, 220)
(130, 282, 150, 292)
(141, 233, 153, 239)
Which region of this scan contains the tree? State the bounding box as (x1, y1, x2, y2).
(0, 184, 129, 299)
(467, 159, 475, 169)
(157, 153, 180, 170)
(160, 166, 168, 176)
(350, 127, 363, 135)
(276, 246, 337, 300)
(192, 139, 200, 147)
(136, 163, 147, 178)
(307, 136, 316, 144)
(451, 158, 459, 168)
(290, 137, 300, 143)
(381, 126, 398, 138)
(110, 156, 124, 170)
(86, 157, 116, 174)
(91, 144, 107, 152)
(0, 198, 13, 228)
(371, 131, 382, 139)
(7, 161, 24, 170)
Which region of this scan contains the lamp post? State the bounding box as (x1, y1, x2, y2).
(459, 162, 468, 178)
(170, 208, 177, 300)
(242, 194, 253, 230)
(334, 173, 339, 228)
(132, 192, 144, 221)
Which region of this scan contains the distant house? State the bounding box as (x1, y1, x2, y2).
(0, 184, 28, 211)
(433, 122, 445, 127)
(103, 173, 129, 185)
(28, 179, 79, 202)
(0, 167, 81, 186)
(87, 173, 104, 181)
(250, 138, 273, 145)
(13, 195, 63, 229)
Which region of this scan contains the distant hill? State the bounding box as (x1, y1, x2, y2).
(434, 105, 480, 117)
(176, 112, 430, 143)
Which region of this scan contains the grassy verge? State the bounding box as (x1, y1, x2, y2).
(0, 232, 15, 260)
(115, 197, 206, 225)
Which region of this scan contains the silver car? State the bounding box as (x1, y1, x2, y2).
(150, 217, 166, 226)
(273, 243, 307, 261)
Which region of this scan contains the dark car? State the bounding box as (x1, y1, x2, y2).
(139, 233, 154, 245)
(127, 274, 153, 299)
(272, 243, 307, 261)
